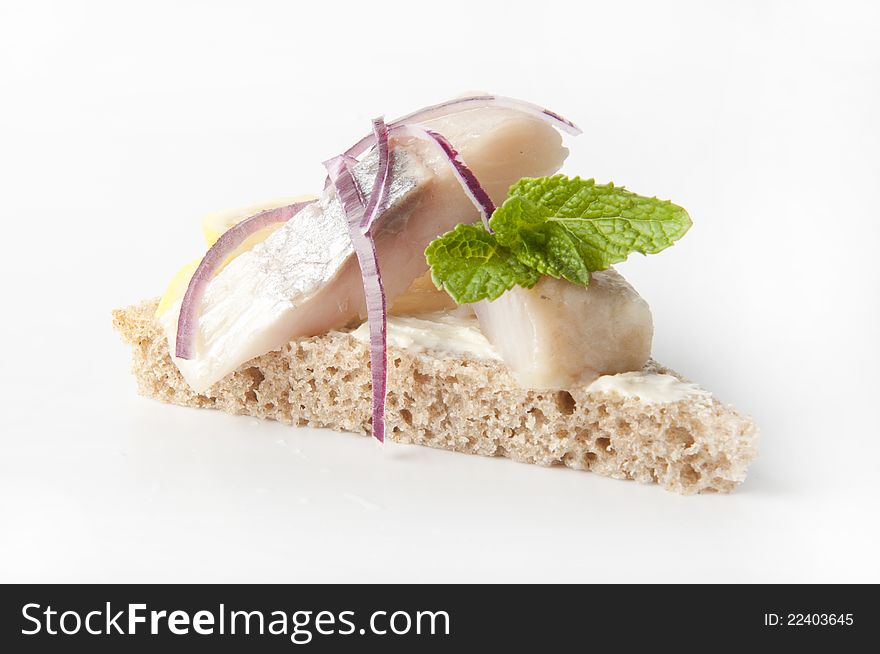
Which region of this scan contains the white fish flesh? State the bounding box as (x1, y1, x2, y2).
(162, 108, 568, 392)
(472, 270, 653, 390)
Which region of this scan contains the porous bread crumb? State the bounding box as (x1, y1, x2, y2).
(113, 299, 758, 494)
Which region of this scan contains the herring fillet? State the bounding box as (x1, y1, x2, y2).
(162, 108, 568, 392)
(473, 270, 654, 390)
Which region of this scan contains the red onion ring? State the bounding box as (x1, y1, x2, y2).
(175, 200, 315, 360)
(361, 119, 392, 231)
(345, 94, 581, 159)
(323, 118, 390, 443)
(323, 153, 359, 191)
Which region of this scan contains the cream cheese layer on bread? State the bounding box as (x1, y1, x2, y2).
(350, 311, 502, 361)
(350, 267, 656, 393)
(348, 283, 707, 405)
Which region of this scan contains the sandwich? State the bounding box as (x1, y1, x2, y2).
(113, 95, 758, 494)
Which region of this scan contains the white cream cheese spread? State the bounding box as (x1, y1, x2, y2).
(586, 371, 710, 404)
(350, 311, 502, 361)
(350, 310, 710, 404)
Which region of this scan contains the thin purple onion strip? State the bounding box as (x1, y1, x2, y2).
(323, 118, 390, 443)
(175, 200, 315, 360)
(361, 118, 392, 231)
(345, 94, 581, 159)
(323, 153, 360, 191)
(392, 124, 496, 231)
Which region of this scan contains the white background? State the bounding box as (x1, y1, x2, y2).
(1, 0, 878, 582)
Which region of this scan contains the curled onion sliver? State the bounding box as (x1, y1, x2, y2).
(361, 119, 392, 231)
(392, 124, 496, 231)
(175, 200, 316, 360)
(345, 95, 581, 159)
(323, 118, 390, 443)
(323, 153, 359, 191)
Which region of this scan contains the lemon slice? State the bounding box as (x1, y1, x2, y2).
(156, 195, 317, 317)
(201, 195, 317, 246)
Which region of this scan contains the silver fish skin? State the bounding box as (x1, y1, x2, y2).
(210, 148, 421, 306)
(162, 148, 428, 393)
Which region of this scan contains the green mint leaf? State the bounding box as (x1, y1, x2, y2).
(490, 175, 692, 285)
(424, 223, 540, 304)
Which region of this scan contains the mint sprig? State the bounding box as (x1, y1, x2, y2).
(424, 224, 540, 303)
(425, 175, 691, 304)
